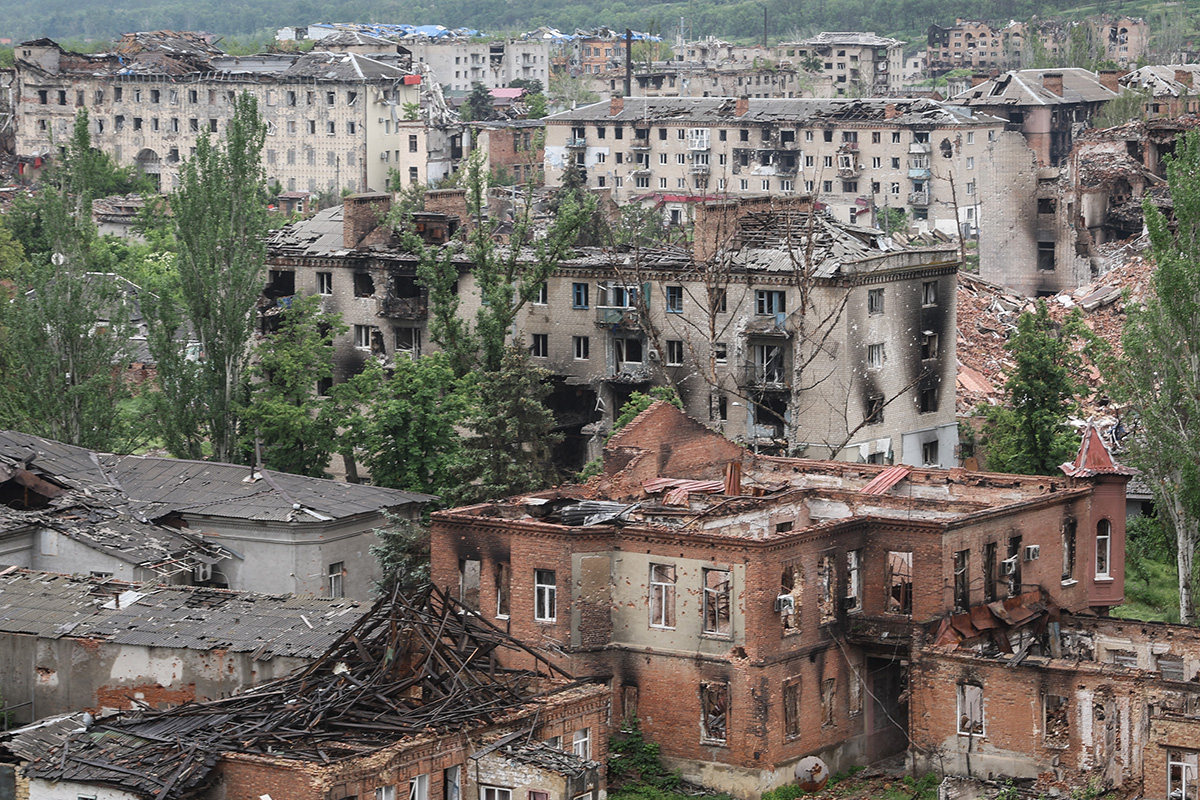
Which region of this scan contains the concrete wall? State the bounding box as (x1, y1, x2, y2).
(0, 635, 308, 723)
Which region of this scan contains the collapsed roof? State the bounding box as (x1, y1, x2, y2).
(16, 585, 594, 799)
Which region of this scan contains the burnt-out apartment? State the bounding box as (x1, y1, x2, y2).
(428, 401, 1152, 797)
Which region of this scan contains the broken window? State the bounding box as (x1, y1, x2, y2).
(535, 569, 556, 622)
(700, 683, 728, 743)
(354, 272, 376, 297)
(353, 324, 378, 351)
(1005, 535, 1023, 596)
(818, 554, 835, 624)
(921, 280, 938, 306)
(848, 659, 862, 715)
(495, 562, 510, 617)
(886, 551, 913, 615)
(327, 561, 345, 598)
(983, 541, 998, 602)
(378, 786, 397, 800)
(1108, 649, 1138, 668)
(1037, 241, 1057, 271)
(614, 337, 643, 367)
(783, 678, 801, 738)
(1044, 694, 1069, 747)
(867, 288, 884, 314)
(1168, 750, 1198, 800)
(1159, 655, 1186, 681)
(919, 386, 938, 413)
(921, 333, 939, 360)
(622, 685, 639, 726)
(755, 289, 786, 315)
(865, 395, 884, 426)
(779, 565, 800, 634)
(957, 683, 984, 735)
(458, 558, 481, 610)
(754, 344, 786, 385)
(954, 549, 970, 611)
(846, 550, 862, 611)
(867, 342, 884, 369)
(410, 774, 429, 800)
(1096, 519, 1112, 578)
(702, 569, 732, 635)
(572, 728, 591, 760)
(649, 563, 676, 628)
(395, 327, 422, 359)
(481, 788, 512, 800)
(821, 678, 836, 727)
(1062, 518, 1077, 582)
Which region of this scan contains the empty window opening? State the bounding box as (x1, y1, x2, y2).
(649, 563, 677, 628)
(354, 272, 376, 297)
(702, 569, 731, 635)
(818, 554, 835, 624)
(444, 766, 461, 800)
(779, 564, 800, 634)
(700, 683, 729, 743)
(983, 542, 998, 603)
(821, 678, 836, 727)
(1037, 242, 1056, 271)
(846, 549, 862, 611)
(1062, 518, 1077, 581)
(459, 558, 480, 610)
(886, 551, 913, 615)
(495, 562, 511, 617)
(921, 332, 939, 360)
(867, 288, 884, 314)
(957, 683, 984, 735)
(1044, 694, 1069, 747)
(922, 280, 938, 305)
(1168, 751, 1198, 800)
(1005, 535, 1023, 596)
(954, 549, 970, 611)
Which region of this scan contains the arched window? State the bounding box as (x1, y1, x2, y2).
(1096, 519, 1112, 578)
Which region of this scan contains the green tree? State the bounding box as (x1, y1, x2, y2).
(241, 294, 345, 477)
(981, 301, 1084, 475)
(370, 513, 431, 594)
(0, 219, 26, 281)
(876, 207, 907, 235)
(524, 92, 548, 119)
(453, 346, 561, 505)
(1108, 129, 1200, 623)
(463, 82, 494, 121)
(147, 92, 269, 463)
(0, 111, 137, 450)
(334, 353, 469, 497)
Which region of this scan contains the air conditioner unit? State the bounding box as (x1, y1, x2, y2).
(1000, 555, 1019, 576)
(775, 594, 795, 614)
(647, 349, 660, 361)
(193, 562, 213, 582)
(1024, 545, 1041, 562)
(380, 151, 389, 160)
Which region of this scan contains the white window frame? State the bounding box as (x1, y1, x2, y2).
(327, 562, 345, 598)
(666, 340, 685, 366)
(1169, 750, 1199, 800)
(1096, 519, 1112, 578)
(377, 787, 397, 800)
(534, 569, 556, 622)
(409, 775, 429, 800)
(572, 728, 591, 761)
(481, 788, 512, 800)
(867, 343, 884, 369)
(649, 563, 676, 628)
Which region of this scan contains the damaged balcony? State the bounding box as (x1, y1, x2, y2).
(595, 306, 641, 329)
(379, 278, 428, 320)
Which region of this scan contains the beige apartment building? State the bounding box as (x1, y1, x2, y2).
(266, 193, 960, 469)
(544, 96, 1026, 238)
(13, 32, 463, 195)
(775, 32, 905, 95)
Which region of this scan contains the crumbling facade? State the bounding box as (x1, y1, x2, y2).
(266, 193, 959, 466)
(428, 402, 1130, 797)
(2, 586, 608, 800)
(543, 96, 1025, 239)
(927, 16, 1148, 75)
(12, 32, 465, 194)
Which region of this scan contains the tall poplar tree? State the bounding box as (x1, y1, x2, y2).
(1110, 130, 1200, 623)
(147, 93, 268, 463)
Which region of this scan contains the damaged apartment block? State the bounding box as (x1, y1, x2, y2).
(2, 585, 608, 800)
(427, 402, 1159, 797)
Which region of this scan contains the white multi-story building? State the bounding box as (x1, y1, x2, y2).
(14, 32, 465, 194)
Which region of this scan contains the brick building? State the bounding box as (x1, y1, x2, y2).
(266, 193, 960, 467)
(428, 401, 1133, 796)
(12, 32, 465, 195)
(927, 16, 1148, 76)
(543, 96, 1027, 238)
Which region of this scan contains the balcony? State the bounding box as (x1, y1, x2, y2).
(839, 141, 859, 151)
(909, 142, 931, 155)
(379, 293, 428, 319)
(907, 167, 931, 179)
(908, 191, 930, 206)
(689, 163, 711, 175)
(566, 137, 587, 149)
(596, 306, 641, 329)
(606, 363, 652, 383)
(630, 140, 652, 151)
(740, 364, 789, 391)
(687, 136, 711, 151)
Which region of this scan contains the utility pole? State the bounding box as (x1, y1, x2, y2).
(624, 28, 633, 97)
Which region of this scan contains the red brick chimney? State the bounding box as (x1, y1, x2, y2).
(343, 192, 391, 249)
(735, 96, 749, 116)
(1043, 72, 1064, 97)
(610, 95, 624, 115)
(1099, 68, 1127, 92)
(970, 73, 988, 88)
(1176, 68, 1194, 88)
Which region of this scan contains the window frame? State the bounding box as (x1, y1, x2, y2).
(649, 563, 677, 628)
(956, 682, 985, 736)
(665, 285, 684, 313)
(702, 568, 732, 636)
(1096, 519, 1112, 578)
(327, 561, 345, 598)
(534, 569, 557, 622)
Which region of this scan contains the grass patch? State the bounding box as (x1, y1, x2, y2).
(1112, 555, 1179, 623)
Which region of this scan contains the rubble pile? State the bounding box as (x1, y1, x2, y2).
(955, 238, 1156, 415)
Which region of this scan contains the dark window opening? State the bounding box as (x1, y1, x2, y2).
(354, 272, 376, 297)
(886, 551, 913, 615)
(700, 683, 728, 742)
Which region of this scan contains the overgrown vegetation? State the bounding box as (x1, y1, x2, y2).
(608, 720, 731, 800)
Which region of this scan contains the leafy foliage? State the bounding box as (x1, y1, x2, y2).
(0, 110, 140, 451)
(370, 513, 431, 594)
(611, 387, 683, 435)
(608, 720, 681, 792)
(462, 82, 494, 121)
(146, 92, 269, 463)
(334, 353, 469, 498)
(241, 294, 345, 477)
(453, 347, 561, 505)
(980, 301, 1083, 475)
(1107, 128, 1200, 623)
(876, 207, 908, 236)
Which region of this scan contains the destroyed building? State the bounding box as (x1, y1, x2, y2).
(266, 193, 959, 467)
(1122, 65, 1200, 118)
(12, 32, 464, 194)
(428, 401, 1134, 797)
(0, 569, 365, 723)
(1, 585, 608, 800)
(0, 431, 433, 598)
(543, 96, 1030, 240)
